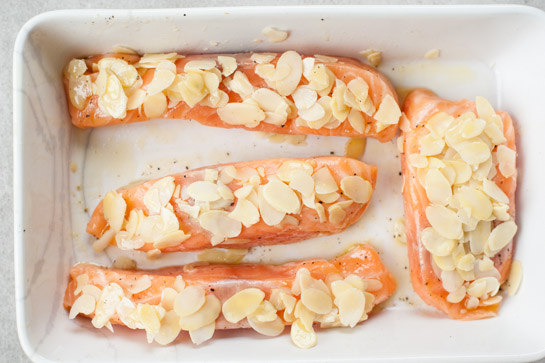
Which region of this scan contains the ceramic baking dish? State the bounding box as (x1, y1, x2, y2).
(13, 5, 545, 362)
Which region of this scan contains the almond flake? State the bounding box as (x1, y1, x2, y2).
(217, 102, 265, 127)
(374, 94, 401, 128)
(469, 220, 491, 255)
(248, 315, 285, 336)
(440, 270, 463, 293)
(424, 48, 441, 59)
(293, 86, 318, 110)
(446, 286, 466, 303)
(496, 145, 516, 178)
(146, 60, 176, 95)
(143, 177, 175, 215)
(92, 283, 124, 329)
(198, 210, 242, 243)
(103, 191, 126, 232)
(222, 288, 265, 323)
(289, 171, 315, 197)
(335, 287, 365, 328)
(187, 181, 221, 202)
(228, 198, 260, 228)
(426, 205, 462, 239)
(129, 275, 152, 295)
(275, 51, 303, 96)
(348, 109, 366, 134)
(154, 230, 190, 249)
(143, 92, 167, 118)
(251, 53, 277, 64)
(313, 167, 338, 194)
(68, 75, 92, 110)
(314, 54, 338, 63)
(506, 260, 522, 296)
(262, 27, 289, 42)
(92, 229, 115, 252)
(291, 318, 317, 349)
(263, 180, 300, 214)
(347, 78, 369, 109)
(217, 56, 237, 77)
(69, 294, 96, 319)
(425, 112, 454, 138)
(98, 72, 128, 118)
(179, 294, 221, 331)
(340, 176, 372, 204)
(277, 161, 314, 182)
(475, 96, 495, 122)
(419, 133, 445, 156)
(301, 288, 332, 314)
(174, 285, 206, 318)
(257, 185, 286, 226)
(424, 169, 452, 206)
(188, 322, 216, 345)
(252, 88, 286, 112)
(487, 220, 517, 252)
(184, 59, 216, 72)
(456, 187, 493, 221)
(421, 227, 456, 257)
(154, 310, 182, 345)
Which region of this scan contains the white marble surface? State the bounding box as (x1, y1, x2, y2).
(4, 1, 545, 362)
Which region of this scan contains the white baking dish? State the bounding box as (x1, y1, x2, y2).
(13, 5, 545, 362)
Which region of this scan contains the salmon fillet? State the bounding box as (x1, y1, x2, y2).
(64, 244, 396, 347)
(89, 156, 377, 253)
(401, 89, 517, 320)
(64, 52, 400, 141)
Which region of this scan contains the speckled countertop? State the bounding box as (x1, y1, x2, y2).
(3, 1, 544, 362)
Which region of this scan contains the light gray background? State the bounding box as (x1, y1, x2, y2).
(3, 1, 544, 362)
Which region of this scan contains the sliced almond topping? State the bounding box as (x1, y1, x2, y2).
(249, 300, 278, 323)
(289, 171, 315, 197)
(316, 191, 340, 204)
(74, 274, 89, 295)
(174, 285, 206, 318)
(217, 102, 265, 127)
(143, 92, 167, 118)
(138, 53, 181, 67)
(98, 58, 138, 87)
(217, 56, 237, 77)
(277, 160, 314, 182)
(456, 187, 493, 221)
(506, 260, 522, 296)
(482, 295, 502, 306)
(482, 179, 509, 204)
(270, 288, 297, 313)
(424, 169, 452, 205)
(184, 59, 216, 72)
(263, 180, 301, 214)
(424, 48, 441, 59)
(425, 112, 454, 138)
(425, 205, 462, 239)
(456, 140, 491, 165)
(228, 198, 260, 228)
(293, 86, 318, 110)
(469, 220, 491, 255)
(433, 254, 455, 271)
(92, 283, 124, 329)
(475, 96, 495, 122)
(92, 229, 116, 252)
(128, 275, 152, 295)
(252, 88, 287, 113)
(487, 220, 517, 252)
(291, 318, 317, 349)
(154, 230, 190, 249)
(251, 53, 277, 64)
(408, 154, 428, 168)
(199, 210, 242, 244)
(154, 310, 182, 345)
(146, 60, 176, 95)
(459, 117, 485, 139)
(448, 160, 472, 185)
(335, 288, 365, 328)
(294, 300, 316, 331)
(103, 191, 126, 232)
(187, 181, 221, 202)
(374, 94, 401, 126)
(313, 167, 338, 194)
(248, 316, 285, 337)
(301, 288, 333, 314)
(456, 254, 476, 272)
(275, 51, 303, 96)
(257, 185, 286, 226)
(65, 59, 88, 78)
(348, 109, 366, 134)
(68, 74, 92, 110)
(446, 286, 466, 303)
(347, 78, 369, 109)
(440, 270, 463, 293)
(262, 27, 289, 42)
(339, 176, 372, 204)
(143, 176, 175, 215)
(222, 288, 265, 323)
(421, 227, 456, 257)
(179, 294, 221, 331)
(315, 203, 326, 223)
(419, 133, 445, 156)
(69, 294, 96, 319)
(359, 49, 382, 67)
(496, 145, 516, 178)
(188, 322, 215, 345)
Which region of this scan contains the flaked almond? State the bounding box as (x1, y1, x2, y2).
(198, 210, 242, 244)
(424, 169, 452, 206)
(426, 205, 462, 239)
(69, 294, 96, 319)
(217, 56, 237, 77)
(179, 294, 221, 331)
(143, 92, 167, 118)
(335, 287, 365, 328)
(217, 102, 265, 128)
(301, 287, 333, 314)
(248, 316, 285, 337)
(154, 310, 182, 345)
(456, 187, 493, 221)
(289, 171, 315, 197)
(262, 27, 289, 42)
(275, 51, 303, 96)
(421, 227, 456, 257)
(456, 140, 491, 165)
(174, 285, 206, 318)
(263, 180, 301, 214)
(426, 112, 454, 138)
(475, 96, 495, 122)
(228, 198, 260, 228)
(291, 318, 317, 349)
(487, 220, 517, 253)
(187, 181, 221, 202)
(222, 288, 265, 323)
(128, 275, 152, 295)
(313, 167, 338, 194)
(506, 260, 522, 296)
(103, 191, 126, 232)
(251, 53, 277, 64)
(184, 59, 216, 72)
(340, 176, 372, 204)
(374, 94, 401, 126)
(143, 176, 175, 215)
(469, 220, 491, 255)
(188, 322, 215, 345)
(496, 145, 516, 178)
(146, 60, 176, 95)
